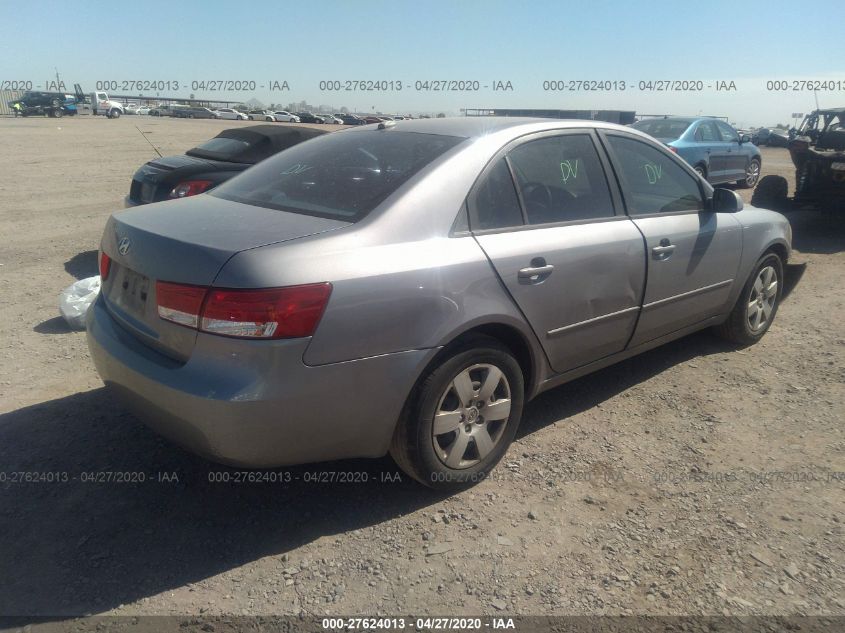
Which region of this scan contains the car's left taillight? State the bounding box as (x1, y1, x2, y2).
(155, 281, 332, 339)
(169, 180, 214, 199)
(98, 251, 111, 280)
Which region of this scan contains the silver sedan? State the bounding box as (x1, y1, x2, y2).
(87, 117, 791, 489)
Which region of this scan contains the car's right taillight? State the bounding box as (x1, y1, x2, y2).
(99, 251, 111, 280)
(155, 281, 332, 339)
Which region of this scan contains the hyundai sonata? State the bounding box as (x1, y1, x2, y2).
(88, 117, 791, 489)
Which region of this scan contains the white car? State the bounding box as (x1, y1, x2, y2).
(136, 106, 151, 115)
(215, 108, 248, 121)
(319, 114, 343, 124)
(272, 111, 301, 123)
(123, 104, 139, 115)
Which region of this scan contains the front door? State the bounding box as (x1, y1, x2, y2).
(715, 120, 746, 181)
(601, 132, 742, 346)
(469, 131, 646, 374)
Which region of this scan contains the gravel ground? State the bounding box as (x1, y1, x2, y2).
(0, 116, 842, 621)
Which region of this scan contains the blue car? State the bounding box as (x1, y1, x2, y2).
(631, 117, 762, 188)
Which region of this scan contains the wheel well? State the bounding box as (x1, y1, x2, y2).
(765, 242, 789, 264)
(445, 324, 536, 395)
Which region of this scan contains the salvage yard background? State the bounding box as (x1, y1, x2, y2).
(0, 117, 842, 618)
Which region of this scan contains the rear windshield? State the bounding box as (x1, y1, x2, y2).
(631, 119, 692, 140)
(186, 137, 251, 160)
(210, 130, 465, 221)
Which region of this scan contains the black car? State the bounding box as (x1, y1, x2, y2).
(752, 127, 790, 148)
(9, 91, 79, 118)
(296, 112, 325, 124)
(125, 125, 328, 206)
(337, 114, 366, 125)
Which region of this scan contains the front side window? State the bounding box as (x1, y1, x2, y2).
(716, 121, 739, 142)
(212, 131, 465, 222)
(507, 134, 615, 224)
(606, 135, 704, 215)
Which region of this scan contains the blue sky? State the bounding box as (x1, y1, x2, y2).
(2, 0, 843, 126)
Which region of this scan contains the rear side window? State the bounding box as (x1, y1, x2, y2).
(507, 134, 615, 224)
(606, 135, 704, 215)
(694, 121, 718, 142)
(212, 131, 464, 222)
(469, 159, 524, 231)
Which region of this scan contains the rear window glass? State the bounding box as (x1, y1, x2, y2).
(186, 137, 251, 159)
(631, 119, 692, 140)
(211, 130, 465, 221)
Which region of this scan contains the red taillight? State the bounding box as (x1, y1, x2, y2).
(202, 284, 332, 339)
(99, 251, 111, 280)
(156, 281, 207, 328)
(155, 282, 332, 339)
(169, 180, 214, 199)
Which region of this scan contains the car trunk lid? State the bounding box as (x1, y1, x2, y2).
(100, 195, 349, 361)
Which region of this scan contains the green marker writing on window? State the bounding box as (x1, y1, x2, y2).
(643, 162, 662, 185)
(560, 159, 579, 183)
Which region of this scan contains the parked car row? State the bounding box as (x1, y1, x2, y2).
(119, 103, 417, 126)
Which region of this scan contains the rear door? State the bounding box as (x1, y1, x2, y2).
(601, 132, 742, 346)
(470, 130, 646, 374)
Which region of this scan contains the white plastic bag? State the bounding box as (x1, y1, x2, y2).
(59, 275, 101, 330)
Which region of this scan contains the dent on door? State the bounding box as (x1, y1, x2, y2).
(476, 219, 646, 374)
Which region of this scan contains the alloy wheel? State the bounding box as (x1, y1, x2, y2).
(746, 161, 761, 187)
(431, 363, 512, 469)
(747, 265, 778, 331)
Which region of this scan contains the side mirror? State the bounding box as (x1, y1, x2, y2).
(710, 187, 744, 213)
(740, 134, 751, 143)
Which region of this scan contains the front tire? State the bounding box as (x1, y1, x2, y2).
(714, 253, 783, 345)
(694, 164, 707, 180)
(390, 336, 524, 490)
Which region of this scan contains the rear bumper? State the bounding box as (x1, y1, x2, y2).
(86, 298, 434, 468)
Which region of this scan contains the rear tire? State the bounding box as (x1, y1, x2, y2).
(53, 108, 63, 118)
(714, 252, 783, 345)
(750, 175, 788, 210)
(390, 336, 524, 490)
(694, 164, 707, 180)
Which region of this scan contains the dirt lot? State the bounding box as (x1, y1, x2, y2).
(0, 116, 843, 622)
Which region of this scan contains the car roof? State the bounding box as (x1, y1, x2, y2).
(352, 116, 634, 138)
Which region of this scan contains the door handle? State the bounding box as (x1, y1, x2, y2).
(518, 261, 554, 283)
(652, 242, 676, 259)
